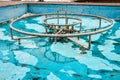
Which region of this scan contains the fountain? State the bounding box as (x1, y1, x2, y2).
(10, 9, 113, 54)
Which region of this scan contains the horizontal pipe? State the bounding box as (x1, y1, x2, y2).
(10, 13, 113, 37)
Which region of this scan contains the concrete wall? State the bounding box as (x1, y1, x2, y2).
(28, 4, 120, 19)
(0, 4, 27, 22)
(0, 3, 120, 23)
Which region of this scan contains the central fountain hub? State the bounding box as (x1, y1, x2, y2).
(43, 16, 82, 29)
(43, 9, 82, 36)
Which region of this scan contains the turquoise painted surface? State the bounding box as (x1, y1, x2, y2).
(28, 4, 120, 19)
(0, 4, 27, 23)
(0, 16, 120, 80)
(0, 4, 120, 22)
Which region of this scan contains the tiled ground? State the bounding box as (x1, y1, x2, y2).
(0, 15, 120, 80)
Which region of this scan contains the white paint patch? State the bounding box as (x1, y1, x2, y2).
(68, 37, 88, 47)
(0, 61, 30, 80)
(82, 18, 99, 28)
(115, 30, 120, 38)
(15, 40, 38, 48)
(32, 17, 41, 21)
(0, 36, 11, 40)
(81, 17, 110, 29)
(60, 69, 66, 73)
(60, 69, 76, 76)
(14, 51, 38, 66)
(39, 47, 46, 54)
(51, 42, 120, 71)
(47, 72, 61, 80)
(109, 30, 120, 39)
(98, 40, 120, 62)
(1, 50, 10, 56)
(32, 16, 45, 24)
(38, 41, 47, 46)
(0, 29, 5, 36)
(0, 28, 6, 31)
(88, 74, 102, 79)
(91, 34, 101, 41)
(25, 23, 45, 33)
(3, 56, 9, 61)
(0, 29, 11, 41)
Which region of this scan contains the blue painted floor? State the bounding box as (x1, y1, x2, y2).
(0, 16, 120, 80)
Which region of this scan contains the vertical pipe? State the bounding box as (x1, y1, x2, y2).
(18, 39, 21, 45)
(80, 23, 82, 31)
(81, 47, 84, 54)
(65, 11, 69, 29)
(66, 17, 68, 25)
(72, 25, 74, 30)
(10, 28, 14, 40)
(57, 11, 59, 25)
(58, 25, 60, 29)
(45, 26, 48, 33)
(88, 35, 91, 50)
(77, 23, 82, 40)
(54, 37, 57, 44)
(65, 11, 68, 24)
(54, 26, 57, 33)
(54, 26, 57, 44)
(99, 18, 101, 28)
(45, 14, 48, 33)
(45, 14, 47, 19)
(77, 31, 80, 40)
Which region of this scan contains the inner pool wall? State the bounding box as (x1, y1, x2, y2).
(28, 4, 120, 19)
(0, 4, 27, 23)
(0, 3, 120, 23)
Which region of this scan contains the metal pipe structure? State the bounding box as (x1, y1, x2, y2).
(10, 13, 113, 53)
(10, 14, 113, 37)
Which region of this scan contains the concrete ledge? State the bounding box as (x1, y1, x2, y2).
(0, 1, 120, 7)
(0, 1, 24, 7)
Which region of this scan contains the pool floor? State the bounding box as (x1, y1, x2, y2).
(0, 17, 120, 80)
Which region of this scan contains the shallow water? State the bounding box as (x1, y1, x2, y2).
(0, 16, 120, 80)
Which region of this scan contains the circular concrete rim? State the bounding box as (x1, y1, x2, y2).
(10, 13, 114, 37)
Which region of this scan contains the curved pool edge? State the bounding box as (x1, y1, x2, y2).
(0, 1, 120, 8)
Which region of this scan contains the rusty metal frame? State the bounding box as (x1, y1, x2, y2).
(10, 14, 113, 37)
(10, 13, 113, 53)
